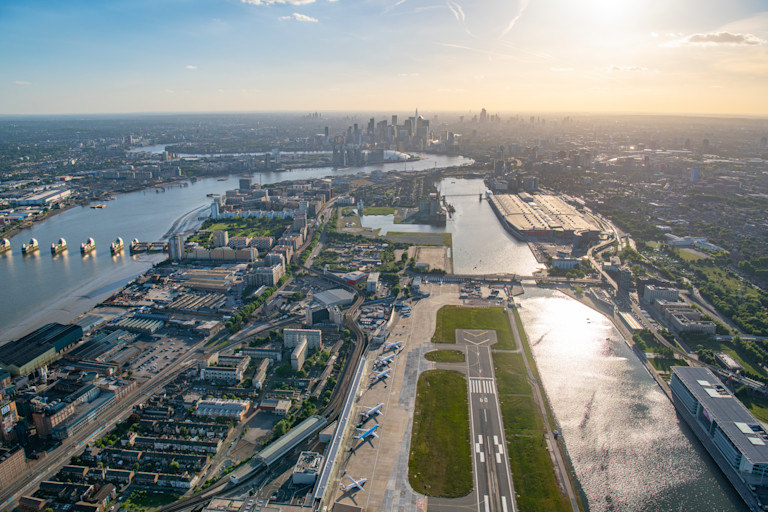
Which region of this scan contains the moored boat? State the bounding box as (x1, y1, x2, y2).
(0, 238, 10, 254)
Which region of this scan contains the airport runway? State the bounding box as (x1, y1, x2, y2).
(461, 330, 517, 512)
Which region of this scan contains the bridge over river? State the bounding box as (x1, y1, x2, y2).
(414, 272, 605, 286)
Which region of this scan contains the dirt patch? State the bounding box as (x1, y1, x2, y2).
(409, 245, 452, 272)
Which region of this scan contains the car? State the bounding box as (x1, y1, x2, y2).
(270, 491, 278, 502)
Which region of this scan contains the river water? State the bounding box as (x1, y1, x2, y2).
(361, 178, 745, 511)
(1, 169, 747, 510)
(0, 153, 471, 341)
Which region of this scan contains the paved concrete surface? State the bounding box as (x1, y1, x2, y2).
(330, 283, 464, 511)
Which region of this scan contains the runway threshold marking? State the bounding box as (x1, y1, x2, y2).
(470, 378, 496, 395)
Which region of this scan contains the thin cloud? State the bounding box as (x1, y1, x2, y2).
(607, 64, 649, 72)
(13, 81, 31, 86)
(242, 0, 317, 5)
(278, 12, 318, 22)
(550, 67, 573, 72)
(664, 31, 767, 47)
(382, 0, 408, 14)
(397, 72, 420, 77)
(185, 65, 198, 70)
(446, 1, 465, 23)
(501, 0, 530, 36)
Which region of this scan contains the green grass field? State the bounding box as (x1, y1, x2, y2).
(362, 206, 396, 216)
(684, 335, 766, 378)
(122, 490, 180, 511)
(737, 393, 768, 423)
(492, 314, 575, 512)
(432, 306, 516, 350)
(408, 370, 472, 498)
(385, 232, 452, 247)
(678, 248, 708, 261)
(424, 349, 466, 363)
(648, 357, 689, 373)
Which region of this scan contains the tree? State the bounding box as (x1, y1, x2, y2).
(169, 461, 181, 473)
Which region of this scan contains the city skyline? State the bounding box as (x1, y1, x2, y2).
(1, 0, 767, 116)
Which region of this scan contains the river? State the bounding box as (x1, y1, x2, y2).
(361, 178, 745, 511)
(0, 153, 472, 342)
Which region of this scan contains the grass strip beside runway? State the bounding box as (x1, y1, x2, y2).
(424, 349, 466, 363)
(408, 370, 472, 498)
(494, 343, 572, 511)
(432, 305, 517, 349)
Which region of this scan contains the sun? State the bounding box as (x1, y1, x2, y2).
(582, 0, 635, 24)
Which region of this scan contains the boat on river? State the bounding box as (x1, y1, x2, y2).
(0, 238, 10, 254)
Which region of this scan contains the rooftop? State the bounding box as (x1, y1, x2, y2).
(673, 366, 768, 465)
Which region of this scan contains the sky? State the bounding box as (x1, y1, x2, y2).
(1, 0, 767, 116)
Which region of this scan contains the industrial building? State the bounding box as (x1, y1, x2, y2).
(194, 399, 250, 420)
(0, 323, 83, 376)
(488, 192, 598, 239)
(671, 367, 768, 510)
(14, 189, 72, 206)
(314, 289, 355, 308)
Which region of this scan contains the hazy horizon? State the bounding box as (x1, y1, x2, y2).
(2, 0, 767, 116)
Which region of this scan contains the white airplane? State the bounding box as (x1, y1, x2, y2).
(355, 424, 380, 440)
(360, 403, 384, 419)
(339, 474, 367, 492)
(370, 368, 391, 382)
(375, 354, 395, 367)
(383, 340, 404, 352)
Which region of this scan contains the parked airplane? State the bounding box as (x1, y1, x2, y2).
(355, 424, 380, 440)
(339, 474, 367, 492)
(370, 368, 391, 382)
(383, 340, 404, 352)
(360, 403, 384, 419)
(374, 354, 395, 367)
